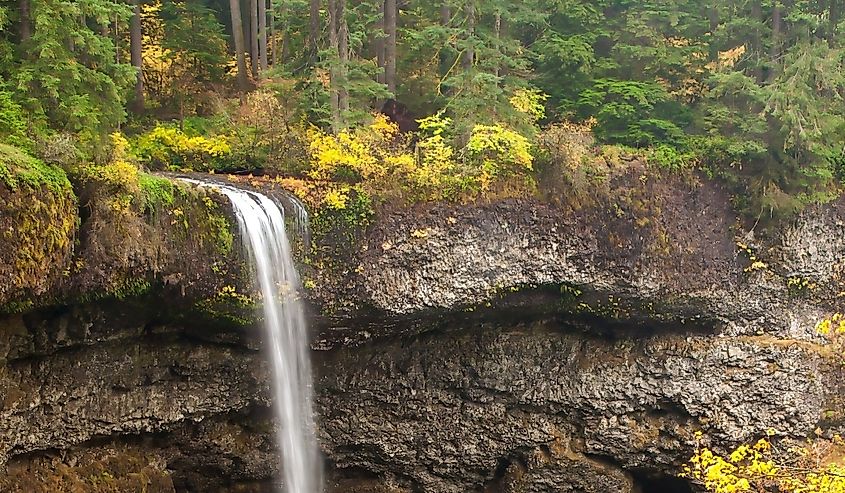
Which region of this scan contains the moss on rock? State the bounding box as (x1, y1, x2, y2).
(0, 145, 78, 310)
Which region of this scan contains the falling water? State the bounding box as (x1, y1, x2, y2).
(181, 178, 322, 493)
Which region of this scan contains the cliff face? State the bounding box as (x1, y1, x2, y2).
(0, 169, 843, 492)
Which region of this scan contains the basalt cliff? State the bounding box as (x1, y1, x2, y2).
(1, 165, 843, 492)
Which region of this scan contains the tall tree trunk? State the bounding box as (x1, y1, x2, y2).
(270, 0, 276, 66)
(463, 1, 475, 69)
(114, 12, 120, 64)
(129, 0, 144, 114)
(338, 0, 349, 115)
(830, 0, 840, 47)
(707, 3, 720, 61)
(375, 1, 385, 84)
(752, 0, 763, 82)
(328, 0, 340, 132)
(768, 1, 781, 83)
(438, 3, 452, 82)
(20, 0, 32, 41)
(309, 0, 320, 62)
(259, 0, 268, 71)
(384, 0, 397, 93)
(493, 10, 501, 80)
(250, 0, 259, 76)
(229, 0, 249, 91)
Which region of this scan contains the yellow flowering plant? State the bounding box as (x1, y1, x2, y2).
(682, 431, 845, 493)
(133, 124, 232, 171)
(306, 112, 538, 203)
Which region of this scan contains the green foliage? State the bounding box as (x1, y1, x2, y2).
(576, 79, 689, 147)
(2, 0, 135, 149)
(0, 90, 33, 150)
(138, 173, 175, 214)
(145, 0, 230, 113)
(0, 0, 841, 219)
(0, 143, 73, 193)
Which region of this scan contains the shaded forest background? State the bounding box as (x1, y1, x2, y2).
(1, 0, 845, 218)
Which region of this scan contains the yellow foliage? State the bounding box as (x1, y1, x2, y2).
(509, 88, 548, 122)
(817, 313, 845, 335)
(306, 112, 536, 202)
(466, 124, 534, 173)
(323, 187, 350, 210)
(683, 433, 845, 493)
(134, 125, 231, 170)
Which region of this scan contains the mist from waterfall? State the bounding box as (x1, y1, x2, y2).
(181, 178, 322, 493)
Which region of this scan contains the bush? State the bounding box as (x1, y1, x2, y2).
(74, 133, 175, 216)
(306, 113, 537, 201)
(0, 90, 34, 151)
(132, 124, 232, 171)
(682, 431, 845, 493)
(229, 87, 310, 175)
(36, 133, 83, 169)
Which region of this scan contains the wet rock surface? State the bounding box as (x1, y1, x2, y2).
(0, 174, 843, 491)
(315, 323, 836, 492)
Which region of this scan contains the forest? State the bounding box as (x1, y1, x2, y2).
(1, 0, 845, 219)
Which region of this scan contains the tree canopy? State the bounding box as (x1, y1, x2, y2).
(0, 0, 843, 216)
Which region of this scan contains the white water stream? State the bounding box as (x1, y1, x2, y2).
(182, 178, 322, 493)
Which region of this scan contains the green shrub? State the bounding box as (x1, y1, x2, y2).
(0, 91, 34, 151)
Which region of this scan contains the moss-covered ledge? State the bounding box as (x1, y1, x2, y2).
(0, 160, 243, 316)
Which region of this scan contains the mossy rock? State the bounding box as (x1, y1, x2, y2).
(0, 145, 78, 309)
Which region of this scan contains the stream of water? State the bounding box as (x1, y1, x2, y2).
(181, 178, 322, 493)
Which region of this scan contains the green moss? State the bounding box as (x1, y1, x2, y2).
(0, 144, 73, 194)
(0, 144, 78, 307)
(0, 300, 35, 315)
(171, 183, 235, 256)
(310, 186, 373, 254)
(208, 212, 234, 255)
(138, 173, 175, 213)
(111, 278, 152, 300)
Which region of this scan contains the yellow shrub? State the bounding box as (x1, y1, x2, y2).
(510, 88, 548, 122)
(466, 124, 534, 173)
(306, 113, 537, 201)
(682, 432, 845, 493)
(133, 125, 232, 170)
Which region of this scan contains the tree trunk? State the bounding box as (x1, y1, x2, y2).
(707, 3, 720, 61)
(463, 1, 475, 69)
(229, 0, 249, 91)
(250, 0, 259, 76)
(384, 0, 397, 93)
(129, 0, 144, 114)
(338, 0, 349, 116)
(493, 10, 501, 80)
(768, 1, 781, 83)
(309, 0, 320, 62)
(752, 0, 763, 82)
(20, 0, 32, 41)
(114, 12, 120, 64)
(830, 0, 839, 47)
(259, 0, 268, 71)
(438, 3, 452, 82)
(375, 1, 385, 84)
(328, 0, 340, 132)
(270, 0, 276, 66)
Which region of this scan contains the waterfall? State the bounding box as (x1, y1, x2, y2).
(181, 178, 322, 493)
